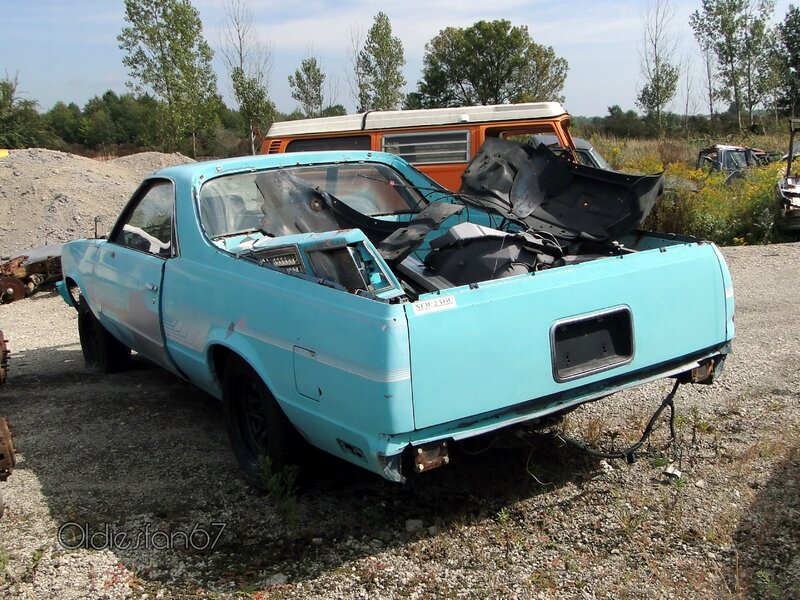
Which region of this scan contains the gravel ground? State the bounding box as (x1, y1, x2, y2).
(1, 235, 799, 595)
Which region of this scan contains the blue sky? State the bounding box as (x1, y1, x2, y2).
(0, 0, 795, 118)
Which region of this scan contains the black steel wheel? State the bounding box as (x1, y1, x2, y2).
(222, 357, 304, 490)
(78, 296, 130, 373)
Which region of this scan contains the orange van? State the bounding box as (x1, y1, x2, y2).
(260, 102, 577, 190)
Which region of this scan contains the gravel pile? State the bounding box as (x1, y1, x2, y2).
(0, 149, 193, 258)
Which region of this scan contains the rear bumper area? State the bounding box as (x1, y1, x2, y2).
(376, 344, 729, 481)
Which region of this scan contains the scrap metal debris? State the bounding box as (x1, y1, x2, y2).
(0, 330, 8, 384)
(0, 417, 15, 482)
(0, 243, 63, 303)
(0, 416, 15, 520)
(662, 463, 683, 480)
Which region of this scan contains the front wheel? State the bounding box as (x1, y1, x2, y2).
(222, 358, 305, 490)
(78, 297, 130, 373)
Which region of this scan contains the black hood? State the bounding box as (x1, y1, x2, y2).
(458, 138, 664, 245)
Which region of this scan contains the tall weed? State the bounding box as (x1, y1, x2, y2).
(585, 135, 787, 245)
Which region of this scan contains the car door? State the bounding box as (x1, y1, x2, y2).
(93, 179, 176, 370)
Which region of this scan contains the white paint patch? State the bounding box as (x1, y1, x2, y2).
(412, 295, 457, 315)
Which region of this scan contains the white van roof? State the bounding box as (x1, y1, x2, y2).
(266, 102, 568, 137)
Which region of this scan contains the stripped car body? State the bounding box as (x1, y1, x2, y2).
(58, 144, 734, 483)
(778, 118, 800, 233)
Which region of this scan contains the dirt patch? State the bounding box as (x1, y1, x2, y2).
(0, 149, 193, 258)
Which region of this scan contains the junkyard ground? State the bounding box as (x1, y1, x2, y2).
(0, 241, 797, 599)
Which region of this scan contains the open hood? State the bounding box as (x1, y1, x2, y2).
(458, 138, 664, 245)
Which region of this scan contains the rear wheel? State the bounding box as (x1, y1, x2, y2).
(222, 357, 305, 490)
(78, 297, 130, 373)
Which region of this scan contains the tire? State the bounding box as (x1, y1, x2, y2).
(222, 357, 305, 490)
(78, 296, 131, 374)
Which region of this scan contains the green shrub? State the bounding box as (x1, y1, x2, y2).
(643, 163, 783, 245)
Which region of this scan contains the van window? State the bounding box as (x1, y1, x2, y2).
(286, 135, 371, 152)
(382, 130, 470, 164)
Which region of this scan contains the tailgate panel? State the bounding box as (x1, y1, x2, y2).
(404, 243, 729, 430)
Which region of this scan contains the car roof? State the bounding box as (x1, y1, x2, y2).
(147, 150, 406, 188)
(699, 144, 747, 153)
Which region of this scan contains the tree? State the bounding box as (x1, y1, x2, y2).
(118, 0, 220, 156)
(690, 0, 747, 129)
(777, 5, 800, 116)
(600, 105, 648, 138)
(690, 0, 776, 130)
(353, 12, 406, 111)
(415, 20, 568, 107)
(678, 54, 694, 133)
(230, 67, 275, 152)
(288, 56, 325, 117)
(741, 1, 776, 129)
(636, 0, 680, 137)
(347, 27, 371, 112)
(219, 0, 275, 154)
(0, 74, 49, 148)
(46, 101, 85, 146)
(698, 37, 718, 121)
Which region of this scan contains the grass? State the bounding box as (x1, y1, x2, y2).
(256, 456, 301, 529)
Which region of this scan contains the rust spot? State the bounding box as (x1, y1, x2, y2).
(0, 417, 16, 482)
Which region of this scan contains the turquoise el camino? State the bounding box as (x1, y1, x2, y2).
(58, 144, 734, 484)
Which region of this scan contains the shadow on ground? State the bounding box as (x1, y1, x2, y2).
(727, 443, 800, 599)
(2, 342, 600, 591)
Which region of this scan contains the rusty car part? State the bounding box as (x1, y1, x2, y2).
(0, 417, 15, 482)
(0, 244, 63, 303)
(1, 276, 27, 303)
(412, 440, 450, 473)
(0, 330, 8, 384)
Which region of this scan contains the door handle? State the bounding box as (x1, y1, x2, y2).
(146, 283, 159, 292)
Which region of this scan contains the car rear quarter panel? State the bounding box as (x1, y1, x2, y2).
(161, 175, 415, 465)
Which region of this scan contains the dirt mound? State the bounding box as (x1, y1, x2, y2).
(0, 149, 194, 258)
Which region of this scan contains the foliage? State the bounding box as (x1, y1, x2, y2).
(256, 455, 300, 528)
(46, 101, 84, 145)
(777, 5, 800, 116)
(231, 67, 275, 151)
(637, 0, 680, 137)
(288, 56, 325, 117)
(741, 1, 778, 127)
(321, 104, 347, 117)
(581, 105, 649, 138)
(415, 19, 568, 107)
(644, 161, 783, 244)
(0, 74, 50, 148)
(690, 0, 776, 130)
(354, 12, 406, 111)
(118, 0, 221, 155)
